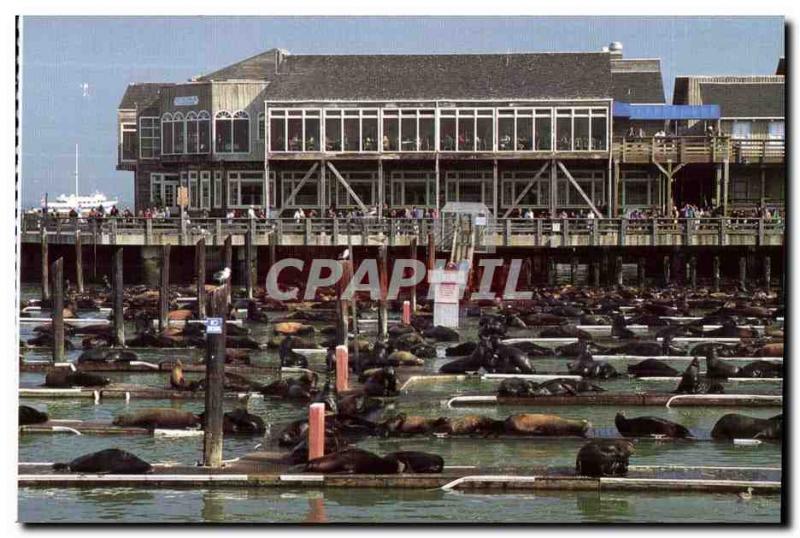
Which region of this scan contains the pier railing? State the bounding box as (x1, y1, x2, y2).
(20, 214, 783, 249)
(613, 136, 785, 164)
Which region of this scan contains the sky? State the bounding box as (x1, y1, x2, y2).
(20, 16, 784, 208)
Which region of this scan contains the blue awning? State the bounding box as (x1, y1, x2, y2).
(613, 102, 720, 120)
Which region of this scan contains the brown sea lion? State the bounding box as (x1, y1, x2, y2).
(576, 440, 635, 477)
(504, 413, 591, 436)
(53, 448, 152, 474)
(112, 408, 201, 429)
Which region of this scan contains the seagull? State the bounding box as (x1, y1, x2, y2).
(338, 248, 350, 260)
(213, 267, 231, 284)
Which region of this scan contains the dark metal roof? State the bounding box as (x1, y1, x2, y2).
(118, 83, 166, 110)
(611, 71, 665, 104)
(699, 82, 784, 118)
(202, 51, 613, 101)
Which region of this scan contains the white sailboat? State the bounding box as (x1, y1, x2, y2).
(41, 144, 119, 215)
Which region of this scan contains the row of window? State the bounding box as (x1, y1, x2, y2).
(268, 107, 609, 153)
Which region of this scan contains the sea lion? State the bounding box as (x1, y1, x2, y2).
(615, 412, 692, 438)
(488, 336, 535, 374)
(498, 377, 535, 397)
(738, 360, 783, 378)
(508, 341, 551, 356)
(303, 448, 403, 474)
(167, 309, 194, 321)
(391, 332, 427, 351)
(387, 350, 423, 366)
(53, 448, 152, 474)
(539, 323, 592, 340)
(445, 341, 478, 357)
(274, 322, 315, 336)
(200, 408, 266, 435)
(422, 325, 459, 342)
(627, 359, 679, 378)
(279, 336, 310, 368)
(383, 451, 444, 473)
(359, 367, 398, 397)
(611, 315, 636, 339)
(112, 408, 201, 429)
(705, 349, 740, 379)
(759, 343, 783, 357)
(434, 415, 503, 436)
(170, 360, 202, 391)
(575, 439, 635, 477)
(44, 369, 110, 388)
(673, 357, 702, 394)
(533, 378, 605, 396)
(567, 346, 617, 379)
(711, 413, 782, 441)
(378, 414, 442, 436)
(504, 413, 591, 437)
(19, 405, 49, 425)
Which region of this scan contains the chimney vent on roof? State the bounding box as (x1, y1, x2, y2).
(608, 41, 623, 58)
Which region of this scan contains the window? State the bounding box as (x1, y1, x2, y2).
(139, 117, 161, 159)
(501, 171, 547, 207)
(555, 169, 605, 206)
(150, 173, 179, 206)
(188, 171, 199, 208)
(391, 171, 434, 206)
(227, 171, 275, 207)
(556, 109, 572, 151)
(441, 109, 494, 151)
(444, 171, 494, 207)
(200, 172, 211, 209)
(439, 110, 456, 151)
(257, 112, 265, 141)
(768, 120, 785, 139)
(213, 171, 222, 209)
(497, 109, 537, 151)
(161, 113, 174, 155)
(732, 121, 752, 138)
(334, 171, 377, 207)
(383, 110, 399, 151)
(215, 110, 250, 153)
(120, 122, 137, 161)
(185, 111, 210, 154)
(573, 109, 590, 151)
(535, 109, 552, 151)
(383, 109, 435, 152)
(161, 112, 186, 155)
(590, 108, 607, 150)
(319, 109, 378, 152)
(554, 108, 607, 152)
(268, 109, 322, 152)
(281, 171, 320, 207)
(324, 110, 342, 152)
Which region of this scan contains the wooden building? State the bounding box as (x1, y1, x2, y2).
(116, 43, 784, 217)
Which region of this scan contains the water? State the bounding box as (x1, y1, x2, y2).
(17, 283, 783, 523)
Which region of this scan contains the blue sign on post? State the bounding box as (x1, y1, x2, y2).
(206, 317, 223, 334)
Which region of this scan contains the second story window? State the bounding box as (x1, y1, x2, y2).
(269, 109, 321, 152)
(161, 112, 186, 155)
(215, 110, 250, 154)
(555, 108, 607, 151)
(383, 109, 435, 152)
(139, 116, 160, 159)
(186, 111, 210, 154)
(440, 109, 494, 152)
(120, 122, 137, 161)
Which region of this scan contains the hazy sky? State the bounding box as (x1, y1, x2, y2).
(20, 16, 784, 207)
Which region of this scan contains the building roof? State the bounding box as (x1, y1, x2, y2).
(776, 57, 785, 75)
(612, 71, 665, 104)
(699, 82, 784, 118)
(118, 83, 166, 110)
(202, 51, 613, 101)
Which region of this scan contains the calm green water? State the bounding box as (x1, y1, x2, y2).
(17, 284, 783, 523)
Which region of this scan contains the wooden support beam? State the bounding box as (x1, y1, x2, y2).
(196, 239, 206, 319)
(40, 227, 49, 302)
(224, 235, 233, 304)
(158, 245, 171, 333)
(722, 159, 730, 216)
(245, 220, 254, 300)
(502, 161, 549, 218)
(112, 247, 125, 347)
(713, 256, 721, 292)
(202, 285, 228, 468)
(492, 159, 498, 217)
(51, 257, 64, 363)
(74, 225, 84, 293)
(347, 230, 358, 341)
(409, 237, 418, 312)
(547, 257, 556, 286)
(378, 160, 384, 218)
(283, 162, 320, 208)
(327, 161, 368, 214)
(592, 261, 600, 288)
(615, 256, 623, 287)
(763, 255, 771, 290)
(556, 161, 602, 217)
(663, 255, 671, 287)
(377, 244, 389, 339)
(739, 256, 747, 291)
(638, 257, 646, 290)
(549, 159, 557, 218)
(570, 257, 578, 286)
(689, 256, 697, 289)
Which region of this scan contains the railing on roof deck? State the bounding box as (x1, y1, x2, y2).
(614, 136, 784, 164)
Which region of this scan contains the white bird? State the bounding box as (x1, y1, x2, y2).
(338, 248, 350, 260)
(213, 267, 231, 283)
(738, 487, 753, 501)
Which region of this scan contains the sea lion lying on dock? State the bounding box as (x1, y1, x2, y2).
(615, 412, 692, 438)
(432, 415, 503, 436)
(261, 372, 318, 401)
(199, 408, 266, 435)
(53, 448, 152, 474)
(383, 451, 444, 473)
(504, 413, 591, 437)
(575, 439, 635, 477)
(422, 325, 460, 342)
(738, 360, 783, 378)
(497, 378, 604, 397)
(627, 359, 679, 378)
(566, 346, 617, 379)
(359, 367, 398, 397)
(43, 369, 110, 388)
(112, 408, 201, 430)
(302, 448, 405, 474)
(274, 322, 315, 336)
(19, 405, 49, 425)
(279, 336, 310, 369)
(711, 413, 782, 441)
(77, 348, 138, 364)
(377, 414, 443, 437)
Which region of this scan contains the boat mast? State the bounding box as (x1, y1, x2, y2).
(74, 143, 79, 196)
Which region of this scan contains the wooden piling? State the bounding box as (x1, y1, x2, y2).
(196, 238, 206, 319)
(112, 247, 125, 347)
(689, 257, 697, 289)
(547, 257, 556, 286)
(336, 254, 352, 347)
(592, 261, 600, 288)
(347, 231, 358, 340)
(763, 256, 771, 290)
(636, 257, 645, 290)
(739, 256, 747, 291)
(615, 256, 623, 287)
(663, 255, 670, 287)
(713, 256, 721, 292)
(409, 237, 418, 312)
(74, 226, 84, 293)
(244, 223, 254, 300)
(224, 235, 233, 304)
(40, 227, 49, 302)
(202, 285, 228, 468)
(51, 258, 64, 363)
(158, 245, 170, 333)
(378, 244, 389, 339)
(570, 257, 578, 286)
(308, 403, 326, 461)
